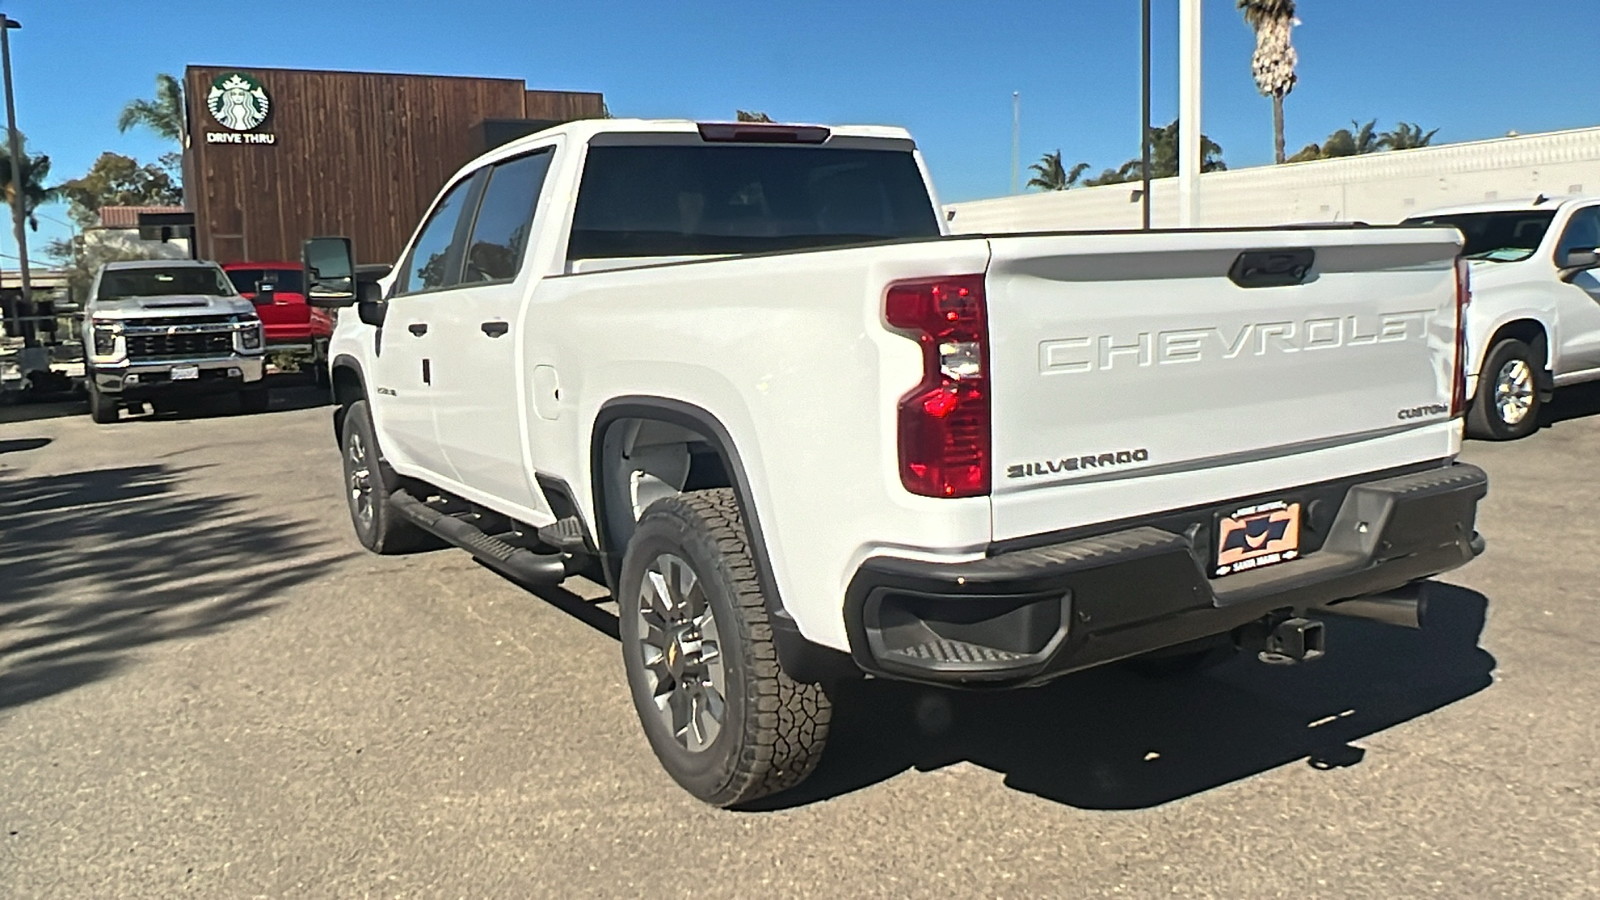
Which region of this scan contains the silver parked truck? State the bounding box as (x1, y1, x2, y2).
(82, 260, 268, 423)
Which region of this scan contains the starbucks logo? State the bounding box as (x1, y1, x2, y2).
(207, 72, 271, 131)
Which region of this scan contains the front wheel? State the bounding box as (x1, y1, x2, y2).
(339, 400, 438, 554)
(86, 379, 119, 424)
(1467, 338, 1542, 441)
(619, 489, 831, 807)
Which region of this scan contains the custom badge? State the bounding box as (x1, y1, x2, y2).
(207, 72, 271, 131)
(1215, 500, 1301, 577)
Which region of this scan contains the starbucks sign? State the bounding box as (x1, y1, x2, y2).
(207, 72, 271, 132)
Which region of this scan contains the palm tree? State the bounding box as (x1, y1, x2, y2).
(118, 73, 187, 144)
(0, 132, 60, 231)
(1027, 151, 1090, 191)
(1237, 0, 1299, 164)
(1380, 122, 1439, 151)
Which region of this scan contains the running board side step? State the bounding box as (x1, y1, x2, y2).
(389, 489, 578, 586)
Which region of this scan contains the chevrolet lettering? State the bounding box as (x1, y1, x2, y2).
(1039, 311, 1433, 374)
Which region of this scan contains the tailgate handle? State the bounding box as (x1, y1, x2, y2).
(1229, 249, 1315, 288)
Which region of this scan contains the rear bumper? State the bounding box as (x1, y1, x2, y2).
(843, 463, 1488, 687)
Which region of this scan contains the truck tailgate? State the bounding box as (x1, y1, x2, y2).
(984, 228, 1464, 542)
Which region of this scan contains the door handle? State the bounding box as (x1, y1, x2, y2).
(408, 323, 428, 337)
(481, 321, 509, 338)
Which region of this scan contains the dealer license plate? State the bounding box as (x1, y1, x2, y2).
(171, 365, 200, 381)
(1213, 501, 1301, 578)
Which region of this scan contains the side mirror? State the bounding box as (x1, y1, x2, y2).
(356, 281, 387, 327)
(1559, 248, 1600, 282)
(303, 236, 356, 307)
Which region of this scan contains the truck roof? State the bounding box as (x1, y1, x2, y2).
(475, 118, 918, 170)
(1409, 195, 1595, 218)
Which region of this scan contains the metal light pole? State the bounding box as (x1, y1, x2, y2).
(1140, 0, 1152, 231)
(1010, 91, 1020, 195)
(0, 13, 33, 348)
(1177, 0, 1202, 227)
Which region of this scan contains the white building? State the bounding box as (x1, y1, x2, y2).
(947, 125, 1600, 233)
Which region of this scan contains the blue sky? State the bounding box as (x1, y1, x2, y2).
(6, 0, 1596, 263)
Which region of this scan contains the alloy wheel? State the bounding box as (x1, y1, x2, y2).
(1494, 358, 1534, 426)
(634, 552, 727, 752)
(347, 431, 375, 529)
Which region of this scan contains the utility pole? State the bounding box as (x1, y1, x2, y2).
(1177, 0, 1202, 227)
(1010, 91, 1020, 195)
(0, 13, 33, 348)
(1140, 0, 1152, 231)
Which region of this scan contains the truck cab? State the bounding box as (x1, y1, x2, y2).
(1404, 196, 1600, 438)
(223, 261, 334, 384)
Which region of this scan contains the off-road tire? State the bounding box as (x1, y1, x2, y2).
(339, 400, 438, 555)
(619, 488, 831, 807)
(86, 380, 119, 424)
(1467, 338, 1541, 441)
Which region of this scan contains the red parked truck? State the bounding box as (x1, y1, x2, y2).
(223, 261, 333, 386)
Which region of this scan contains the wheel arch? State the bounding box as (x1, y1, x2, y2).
(329, 354, 368, 442)
(1481, 317, 1554, 393)
(588, 396, 858, 682)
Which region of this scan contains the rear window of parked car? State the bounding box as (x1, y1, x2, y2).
(568, 144, 941, 260)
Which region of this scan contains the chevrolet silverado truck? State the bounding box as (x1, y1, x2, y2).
(304, 118, 1488, 807)
(223, 260, 334, 387)
(83, 259, 267, 423)
(1403, 196, 1600, 439)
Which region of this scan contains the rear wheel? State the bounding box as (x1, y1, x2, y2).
(1467, 338, 1542, 441)
(619, 489, 830, 807)
(339, 399, 437, 554)
(86, 380, 119, 424)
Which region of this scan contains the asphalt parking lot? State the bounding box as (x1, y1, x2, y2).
(2, 383, 1599, 899)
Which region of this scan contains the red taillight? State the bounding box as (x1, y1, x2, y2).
(1451, 256, 1472, 418)
(885, 274, 990, 498)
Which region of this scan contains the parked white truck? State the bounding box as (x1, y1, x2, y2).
(304, 118, 1487, 807)
(1403, 196, 1600, 439)
(83, 259, 268, 423)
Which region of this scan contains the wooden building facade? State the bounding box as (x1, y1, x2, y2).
(182, 66, 604, 265)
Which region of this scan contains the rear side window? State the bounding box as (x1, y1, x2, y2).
(462, 149, 555, 283)
(568, 144, 940, 260)
(226, 268, 303, 295)
(397, 177, 475, 295)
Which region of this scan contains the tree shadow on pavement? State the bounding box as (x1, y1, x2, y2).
(754, 584, 1494, 811)
(0, 463, 350, 712)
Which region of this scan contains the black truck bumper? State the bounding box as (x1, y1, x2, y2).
(842, 462, 1488, 687)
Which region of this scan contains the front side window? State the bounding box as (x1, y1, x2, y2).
(1555, 207, 1600, 261)
(397, 177, 475, 295)
(97, 266, 236, 300)
(462, 149, 555, 283)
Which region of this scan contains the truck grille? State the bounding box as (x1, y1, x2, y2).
(125, 328, 233, 358)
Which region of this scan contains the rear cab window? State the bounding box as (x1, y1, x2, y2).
(567, 133, 941, 262)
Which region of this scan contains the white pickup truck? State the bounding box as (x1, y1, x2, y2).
(1403, 196, 1600, 439)
(304, 118, 1487, 807)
